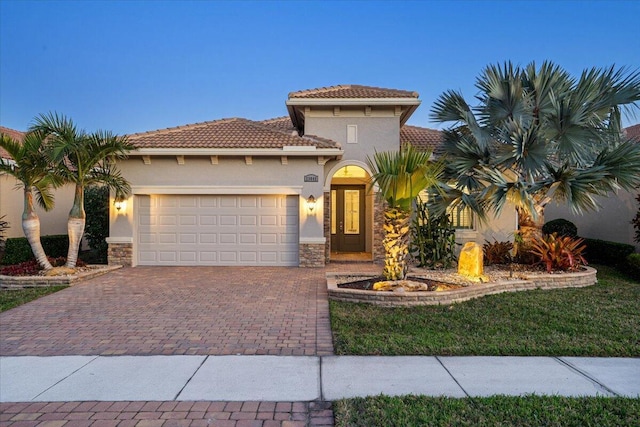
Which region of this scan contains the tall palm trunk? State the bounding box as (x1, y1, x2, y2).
(23, 189, 53, 270)
(382, 208, 411, 280)
(66, 184, 85, 268)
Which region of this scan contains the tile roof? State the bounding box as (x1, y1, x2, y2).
(0, 126, 25, 159)
(400, 125, 444, 154)
(625, 124, 640, 142)
(260, 116, 297, 133)
(128, 117, 340, 150)
(288, 85, 419, 99)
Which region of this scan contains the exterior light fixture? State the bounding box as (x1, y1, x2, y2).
(306, 195, 316, 212)
(114, 199, 126, 213)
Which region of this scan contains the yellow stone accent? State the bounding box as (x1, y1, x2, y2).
(458, 242, 488, 282)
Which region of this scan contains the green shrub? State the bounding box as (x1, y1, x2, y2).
(1, 235, 69, 265)
(542, 218, 578, 238)
(410, 198, 457, 269)
(583, 238, 634, 266)
(632, 193, 640, 243)
(83, 185, 109, 263)
(624, 253, 640, 280)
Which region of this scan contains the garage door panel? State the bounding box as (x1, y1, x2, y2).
(138, 195, 299, 266)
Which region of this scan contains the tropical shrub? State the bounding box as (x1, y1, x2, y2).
(542, 219, 578, 238)
(583, 238, 634, 266)
(530, 233, 587, 273)
(2, 235, 69, 265)
(83, 185, 109, 263)
(1, 257, 86, 276)
(483, 240, 513, 265)
(410, 198, 457, 268)
(0, 215, 8, 244)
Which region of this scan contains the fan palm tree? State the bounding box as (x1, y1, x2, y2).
(430, 61, 640, 254)
(31, 113, 134, 268)
(0, 131, 62, 270)
(367, 144, 444, 280)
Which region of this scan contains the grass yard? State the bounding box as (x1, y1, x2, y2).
(0, 286, 68, 312)
(330, 265, 640, 356)
(334, 395, 640, 427)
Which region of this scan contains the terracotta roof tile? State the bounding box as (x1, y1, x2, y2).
(289, 84, 419, 99)
(128, 117, 340, 150)
(0, 126, 25, 159)
(625, 124, 640, 142)
(400, 125, 443, 154)
(260, 116, 297, 132)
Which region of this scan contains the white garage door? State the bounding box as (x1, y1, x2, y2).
(137, 195, 299, 266)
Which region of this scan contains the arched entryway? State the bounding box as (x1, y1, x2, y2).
(325, 162, 375, 262)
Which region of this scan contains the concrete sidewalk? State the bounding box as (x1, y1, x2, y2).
(2, 355, 638, 402)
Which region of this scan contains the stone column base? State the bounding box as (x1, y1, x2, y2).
(108, 242, 133, 267)
(299, 243, 325, 267)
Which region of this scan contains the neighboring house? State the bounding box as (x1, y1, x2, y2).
(0, 126, 76, 239)
(107, 85, 516, 267)
(546, 123, 640, 251)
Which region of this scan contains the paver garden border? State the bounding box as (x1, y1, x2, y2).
(0, 265, 122, 289)
(327, 266, 597, 307)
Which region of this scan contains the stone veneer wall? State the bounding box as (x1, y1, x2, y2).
(323, 191, 331, 264)
(372, 197, 385, 264)
(108, 243, 133, 267)
(299, 243, 325, 267)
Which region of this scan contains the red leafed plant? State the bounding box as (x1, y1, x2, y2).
(530, 233, 588, 273)
(0, 257, 86, 276)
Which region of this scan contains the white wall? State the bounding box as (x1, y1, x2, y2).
(546, 190, 638, 251)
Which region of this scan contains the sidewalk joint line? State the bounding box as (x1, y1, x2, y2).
(173, 355, 209, 401)
(554, 357, 619, 397)
(32, 355, 100, 401)
(319, 356, 324, 401)
(435, 356, 471, 399)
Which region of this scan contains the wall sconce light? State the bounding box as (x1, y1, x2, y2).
(114, 199, 127, 213)
(306, 195, 316, 212)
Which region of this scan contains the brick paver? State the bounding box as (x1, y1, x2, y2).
(0, 401, 334, 427)
(0, 266, 374, 357)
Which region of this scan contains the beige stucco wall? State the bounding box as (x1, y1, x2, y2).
(456, 206, 518, 252)
(0, 174, 75, 239)
(110, 155, 327, 244)
(546, 190, 638, 251)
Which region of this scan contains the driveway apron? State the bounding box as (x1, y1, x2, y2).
(0, 265, 376, 357)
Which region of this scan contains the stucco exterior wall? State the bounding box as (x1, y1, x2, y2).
(110, 155, 327, 243)
(0, 175, 75, 239)
(546, 190, 638, 251)
(458, 206, 518, 251)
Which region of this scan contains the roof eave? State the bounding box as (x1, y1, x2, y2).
(130, 147, 344, 157)
(285, 97, 420, 107)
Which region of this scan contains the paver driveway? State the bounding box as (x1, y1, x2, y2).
(0, 265, 378, 357)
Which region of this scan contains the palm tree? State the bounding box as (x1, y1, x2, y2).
(31, 113, 134, 268)
(0, 131, 62, 270)
(367, 144, 444, 280)
(430, 61, 640, 254)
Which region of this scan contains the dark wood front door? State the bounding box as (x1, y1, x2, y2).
(331, 185, 366, 252)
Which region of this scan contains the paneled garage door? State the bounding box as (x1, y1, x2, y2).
(137, 195, 299, 266)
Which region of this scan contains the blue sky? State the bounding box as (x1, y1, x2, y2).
(1, 0, 639, 135)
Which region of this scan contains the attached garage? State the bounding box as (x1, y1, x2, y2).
(137, 194, 299, 266)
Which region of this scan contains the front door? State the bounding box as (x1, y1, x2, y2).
(331, 185, 366, 252)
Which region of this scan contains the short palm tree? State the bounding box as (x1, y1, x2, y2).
(31, 113, 134, 268)
(430, 61, 640, 253)
(0, 131, 62, 270)
(367, 144, 444, 280)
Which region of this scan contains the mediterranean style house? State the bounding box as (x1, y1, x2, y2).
(1, 87, 637, 266)
(107, 85, 516, 267)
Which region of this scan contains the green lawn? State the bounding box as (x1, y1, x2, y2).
(330, 265, 639, 356)
(0, 286, 68, 312)
(334, 395, 640, 427)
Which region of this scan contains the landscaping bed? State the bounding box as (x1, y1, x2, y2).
(0, 265, 121, 289)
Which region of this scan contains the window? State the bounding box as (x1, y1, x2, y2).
(418, 190, 474, 230)
(347, 125, 358, 144)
